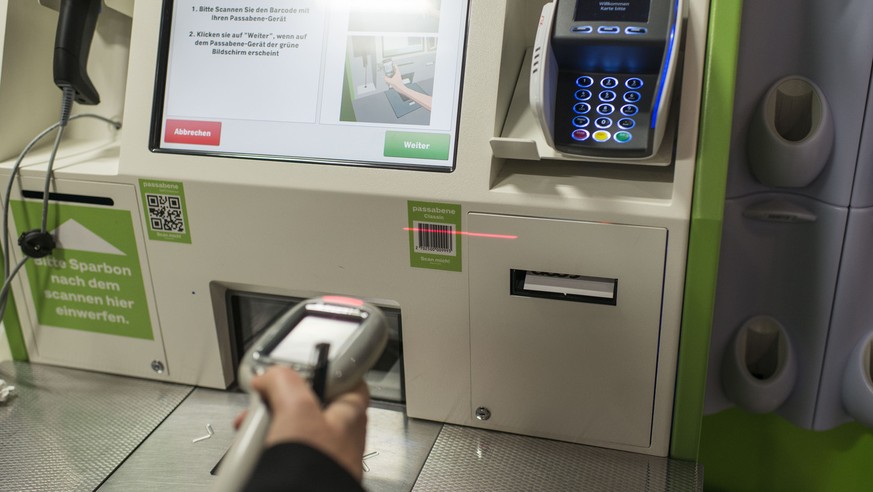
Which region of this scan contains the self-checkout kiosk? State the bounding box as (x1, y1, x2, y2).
(0, 0, 712, 473)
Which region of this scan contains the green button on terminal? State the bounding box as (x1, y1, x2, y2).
(384, 131, 450, 160)
(614, 131, 633, 143)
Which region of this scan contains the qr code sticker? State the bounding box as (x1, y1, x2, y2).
(146, 193, 185, 232)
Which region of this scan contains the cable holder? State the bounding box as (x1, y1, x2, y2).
(18, 229, 56, 259)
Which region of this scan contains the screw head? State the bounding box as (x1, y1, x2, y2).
(475, 406, 491, 421)
(151, 360, 165, 374)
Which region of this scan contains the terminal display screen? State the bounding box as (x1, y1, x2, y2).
(575, 0, 651, 23)
(152, 0, 469, 171)
(269, 315, 358, 364)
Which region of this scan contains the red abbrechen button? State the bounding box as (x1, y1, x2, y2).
(165, 119, 222, 146)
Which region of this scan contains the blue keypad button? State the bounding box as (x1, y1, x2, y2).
(625, 26, 648, 35)
(624, 91, 641, 103)
(626, 78, 644, 90)
(601, 77, 619, 89)
(573, 102, 591, 114)
(595, 117, 612, 129)
(576, 76, 594, 88)
(572, 26, 593, 33)
(596, 103, 615, 115)
(620, 104, 639, 116)
(597, 26, 620, 34)
(571, 129, 590, 141)
(618, 118, 635, 129)
(572, 116, 590, 128)
(614, 131, 633, 143)
(599, 90, 616, 102)
(575, 89, 592, 101)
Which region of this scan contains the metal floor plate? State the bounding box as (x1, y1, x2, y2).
(0, 361, 192, 492)
(2, 362, 702, 491)
(413, 425, 703, 491)
(97, 387, 250, 491)
(99, 388, 443, 492)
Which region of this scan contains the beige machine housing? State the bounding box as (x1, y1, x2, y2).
(0, 0, 709, 456)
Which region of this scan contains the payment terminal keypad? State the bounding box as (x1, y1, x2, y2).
(553, 72, 657, 158)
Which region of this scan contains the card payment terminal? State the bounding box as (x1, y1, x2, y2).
(531, 0, 684, 159)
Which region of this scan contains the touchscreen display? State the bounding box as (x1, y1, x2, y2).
(575, 0, 651, 23)
(152, 0, 468, 171)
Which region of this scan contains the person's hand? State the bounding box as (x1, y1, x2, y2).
(235, 366, 369, 480)
(381, 63, 433, 111)
(384, 64, 405, 90)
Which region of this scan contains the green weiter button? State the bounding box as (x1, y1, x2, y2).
(384, 131, 450, 161)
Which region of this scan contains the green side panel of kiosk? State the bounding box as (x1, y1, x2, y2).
(669, 0, 743, 461)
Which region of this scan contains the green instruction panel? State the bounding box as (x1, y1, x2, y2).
(11, 201, 153, 339)
(408, 201, 462, 272)
(139, 179, 191, 243)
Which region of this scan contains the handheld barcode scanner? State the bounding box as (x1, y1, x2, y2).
(213, 296, 389, 492)
(54, 0, 102, 105)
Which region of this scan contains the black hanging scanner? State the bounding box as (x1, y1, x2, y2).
(531, 0, 684, 159)
(53, 0, 102, 105)
(18, 0, 105, 259)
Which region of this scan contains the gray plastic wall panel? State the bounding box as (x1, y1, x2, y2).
(706, 194, 846, 428)
(849, 76, 873, 207)
(815, 207, 873, 429)
(724, 0, 873, 205)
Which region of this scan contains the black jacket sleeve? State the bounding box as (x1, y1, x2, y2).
(243, 442, 365, 492)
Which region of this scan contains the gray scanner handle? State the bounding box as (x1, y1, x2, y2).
(212, 399, 270, 492)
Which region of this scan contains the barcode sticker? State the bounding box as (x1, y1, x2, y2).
(413, 221, 456, 255)
(408, 201, 462, 272)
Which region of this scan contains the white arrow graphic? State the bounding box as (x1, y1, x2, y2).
(51, 219, 126, 256)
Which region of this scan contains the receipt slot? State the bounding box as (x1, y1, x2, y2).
(531, 0, 684, 159)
